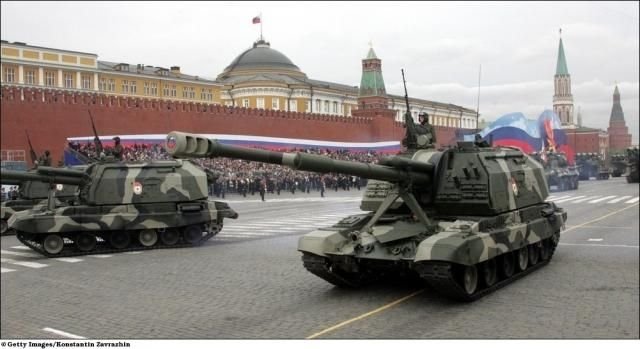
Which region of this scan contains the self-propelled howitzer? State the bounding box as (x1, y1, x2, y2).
(1, 167, 81, 235)
(1, 161, 238, 257)
(166, 131, 567, 301)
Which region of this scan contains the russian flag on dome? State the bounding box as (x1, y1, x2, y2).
(252, 15, 261, 24)
(464, 109, 575, 164)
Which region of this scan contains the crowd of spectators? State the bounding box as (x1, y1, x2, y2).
(71, 141, 387, 198)
(68, 141, 172, 162)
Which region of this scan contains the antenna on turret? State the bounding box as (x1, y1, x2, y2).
(401, 69, 417, 149)
(475, 64, 481, 134)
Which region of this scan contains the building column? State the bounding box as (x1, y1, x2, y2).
(18, 65, 24, 84)
(93, 73, 99, 91)
(57, 69, 63, 88)
(38, 67, 44, 86)
(76, 71, 81, 89)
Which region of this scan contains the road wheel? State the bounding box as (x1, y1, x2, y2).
(461, 265, 478, 295)
(481, 259, 497, 287)
(500, 252, 515, 278)
(43, 234, 64, 255)
(109, 231, 130, 249)
(528, 243, 540, 266)
(160, 228, 180, 246)
(138, 229, 158, 247)
(75, 233, 97, 252)
(183, 225, 203, 244)
(517, 247, 529, 271)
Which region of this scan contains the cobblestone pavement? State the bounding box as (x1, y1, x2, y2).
(1, 177, 638, 339)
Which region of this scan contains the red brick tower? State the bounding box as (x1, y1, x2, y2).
(351, 46, 395, 120)
(607, 85, 632, 152)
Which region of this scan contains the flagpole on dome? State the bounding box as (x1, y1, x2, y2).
(260, 12, 263, 41)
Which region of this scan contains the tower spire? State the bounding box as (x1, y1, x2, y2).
(553, 29, 574, 126)
(556, 29, 569, 75)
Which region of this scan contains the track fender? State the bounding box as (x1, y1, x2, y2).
(298, 229, 348, 257)
(415, 228, 532, 266)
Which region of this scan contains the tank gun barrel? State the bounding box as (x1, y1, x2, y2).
(166, 131, 432, 184)
(36, 166, 86, 178)
(1, 169, 84, 186)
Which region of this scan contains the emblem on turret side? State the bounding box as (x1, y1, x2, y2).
(510, 177, 519, 196)
(133, 181, 143, 195)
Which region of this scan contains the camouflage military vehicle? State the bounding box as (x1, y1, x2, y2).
(626, 147, 639, 183)
(575, 153, 609, 180)
(165, 130, 567, 302)
(610, 154, 627, 178)
(1, 161, 238, 257)
(1, 168, 82, 235)
(533, 151, 579, 190)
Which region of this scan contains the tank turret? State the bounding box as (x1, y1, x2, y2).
(165, 131, 567, 301)
(1, 160, 237, 257)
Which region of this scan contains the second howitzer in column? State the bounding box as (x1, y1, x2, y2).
(1, 160, 237, 257)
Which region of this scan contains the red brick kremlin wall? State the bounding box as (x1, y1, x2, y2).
(1, 87, 458, 163)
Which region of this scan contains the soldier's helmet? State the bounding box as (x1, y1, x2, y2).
(418, 112, 428, 123)
(44, 150, 50, 156)
(113, 136, 121, 142)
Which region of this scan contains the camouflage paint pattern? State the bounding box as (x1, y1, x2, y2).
(163, 131, 566, 285)
(4, 159, 237, 237)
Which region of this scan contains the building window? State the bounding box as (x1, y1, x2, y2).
(45, 71, 56, 86)
(201, 88, 213, 101)
(272, 98, 279, 110)
(24, 70, 36, 85)
(122, 80, 129, 94)
(107, 79, 115, 92)
(163, 84, 170, 97)
(242, 98, 250, 108)
(332, 101, 338, 114)
(324, 100, 330, 113)
(144, 82, 158, 96)
(99, 78, 107, 91)
(64, 73, 74, 89)
(182, 86, 195, 99)
(130, 81, 137, 94)
(170, 85, 177, 97)
(315, 100, 321, 113)
(290, 100, 297, 112)
(256, 97, 265, 109)
(3, 67, 16, 83)
(305, 101, 310, 112)
(81, 74, 92, 89)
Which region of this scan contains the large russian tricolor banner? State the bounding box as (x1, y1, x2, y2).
(464, 110, 574, 164)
